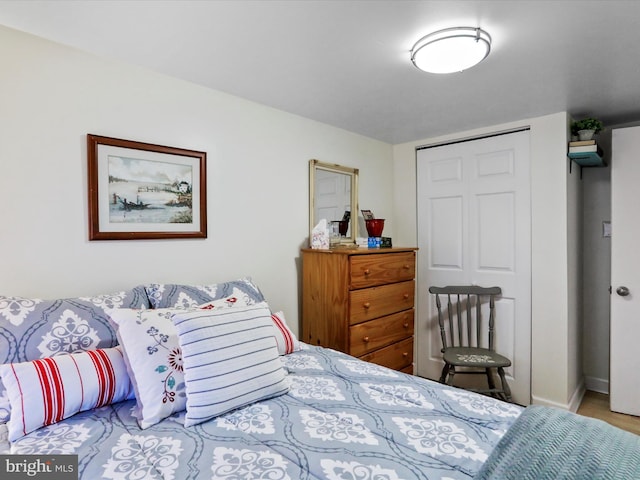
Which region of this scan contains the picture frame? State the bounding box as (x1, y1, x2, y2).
(361, 209, 375, 220)
(87, 134, 207, 240)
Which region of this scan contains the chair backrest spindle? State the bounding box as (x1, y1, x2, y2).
(489, 294, 496, 351)
(475, 295, 482, 347)
(434, 293, 448, 350)
(447, 295, 455, 348)
(455, 294, 463, 346)
(467, 294, 473, 347)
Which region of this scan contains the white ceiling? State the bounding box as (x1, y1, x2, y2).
(1, 0, 639, 144)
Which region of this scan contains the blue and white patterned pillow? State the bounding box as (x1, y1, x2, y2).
(144, 277, 264, 309)
(0, 286, 149, 424)
(172, 302, 289, 427)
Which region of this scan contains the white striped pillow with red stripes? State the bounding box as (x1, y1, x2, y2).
(0, 346, 134, 441)
(270, 311, 300, 355)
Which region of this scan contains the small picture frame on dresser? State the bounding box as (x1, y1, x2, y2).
(361, 209, 375, 220)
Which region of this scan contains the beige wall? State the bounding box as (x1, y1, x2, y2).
(0, 25, 394, 335)
(392, 112, 584, 409)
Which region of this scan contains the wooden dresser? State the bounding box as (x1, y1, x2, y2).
(301, 247, 417, 374)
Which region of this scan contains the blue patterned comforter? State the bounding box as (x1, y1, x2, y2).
(1, 345, 521, 479)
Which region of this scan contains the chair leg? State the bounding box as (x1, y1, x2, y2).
(439, 363, 449, 384)
(485, 368, 496, 397)
(447, 366, 456, 386)
(497, 367, 512, 402)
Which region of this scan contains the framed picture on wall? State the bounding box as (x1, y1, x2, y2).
(87, 134, 207, 240)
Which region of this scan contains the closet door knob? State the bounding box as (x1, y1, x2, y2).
(616, 286, 630, 296)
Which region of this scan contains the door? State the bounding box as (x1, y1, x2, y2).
(610, 126, 640, 416)
(315, 168, 351, 226)
(416, 130, 531, 405)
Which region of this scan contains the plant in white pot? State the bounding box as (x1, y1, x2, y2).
(571, 117, 604, 141)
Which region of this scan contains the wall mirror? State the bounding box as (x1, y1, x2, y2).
(309, 159, 359, 245)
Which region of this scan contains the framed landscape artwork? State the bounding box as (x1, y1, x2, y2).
(87, 134, 207, 240)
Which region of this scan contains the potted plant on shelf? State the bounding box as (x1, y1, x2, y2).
(571, 117, 604, 141)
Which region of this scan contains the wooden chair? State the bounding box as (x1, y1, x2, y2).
(428, 285, 512, 402)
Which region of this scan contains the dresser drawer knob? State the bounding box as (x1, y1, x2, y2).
(403, 323, 409, 328)
(364, 269, 371, 275)
(402, 352, 409, 357)
(403, 293, 410, 299)
(363, 302, 371, 309)
(403, 264, 410, 269)
(363, 336, 370, 343)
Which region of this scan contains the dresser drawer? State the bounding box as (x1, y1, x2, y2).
(349, 280, 415, 325)
(399, 364, 414, 375)
(349, 310, 414, 357)
(360, 337, 413, 371)
(350, 252, 416, 289)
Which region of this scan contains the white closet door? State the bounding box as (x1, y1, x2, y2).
(610, 126, 640, 416)
(416, 130, 531, 405)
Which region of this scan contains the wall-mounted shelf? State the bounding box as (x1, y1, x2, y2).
(567, 144, 606, 178)
(568, 151, 605, 167)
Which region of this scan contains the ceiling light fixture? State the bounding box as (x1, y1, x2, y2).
(410, 27, 491, 74)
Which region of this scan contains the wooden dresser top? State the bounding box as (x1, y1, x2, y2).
(301, 247, 417, 256)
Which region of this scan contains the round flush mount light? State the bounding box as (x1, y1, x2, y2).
(410, 27, 491, 74)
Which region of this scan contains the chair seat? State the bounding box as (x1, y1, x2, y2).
(443, 347, 511, 368)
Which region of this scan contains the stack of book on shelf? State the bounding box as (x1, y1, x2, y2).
(567, 139, 605, 166)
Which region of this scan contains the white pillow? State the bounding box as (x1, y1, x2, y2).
(0, 346, 134, 441)
(107, 308, 188, 429)
(198, 299, 300, 355)
(172, 302, 289, 427)
(108, 296, 295, 429)
(270, 311, 301, 355)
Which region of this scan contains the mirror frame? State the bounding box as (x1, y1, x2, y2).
(309, 159, 359, 245)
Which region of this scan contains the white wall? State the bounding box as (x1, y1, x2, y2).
(0, 25, 599, 408)
(392, 112, 583, 409)
(0, 25, 394, 335)
(567, 128, 584, 411)
(581, 131, 612, 394)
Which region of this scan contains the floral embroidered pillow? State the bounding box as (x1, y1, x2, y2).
(107, 308, 188, 429)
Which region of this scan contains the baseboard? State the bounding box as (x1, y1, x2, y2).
(568, 381, 586, 412)
(531, 395, 570, 410)
(584, 375, 609, 394)
(531, 380, 586, 413)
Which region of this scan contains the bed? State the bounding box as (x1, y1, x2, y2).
(1, 278, 638, 479)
